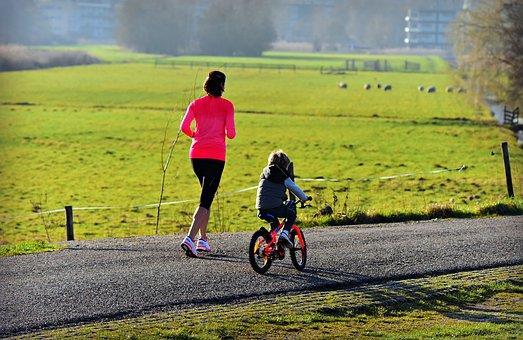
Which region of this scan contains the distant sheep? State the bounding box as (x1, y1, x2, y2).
(427, 86, 436, 93)
(338, 82, 347, 89)
(363, 83, 371, 90)
(445, 86, 453, 93)
(418, 85, 424, 92)
(384, 84, 392, 91)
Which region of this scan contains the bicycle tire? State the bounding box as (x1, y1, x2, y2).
(249, 229, 272, 274)
(290, 226, 307, 271)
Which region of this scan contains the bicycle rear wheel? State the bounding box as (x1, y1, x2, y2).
(290, 226, 307, 271)
(249, 228, 272, 274)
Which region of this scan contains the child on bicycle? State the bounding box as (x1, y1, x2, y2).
(255, 150, 310, 247)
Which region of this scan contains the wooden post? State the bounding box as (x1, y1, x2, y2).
(65, 206, 74, 241)
(501, 142, 514, 197)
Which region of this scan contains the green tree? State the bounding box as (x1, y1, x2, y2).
(197, 0, 276, 56)
(117, 0, 191, 55)
(452, 0, 523, 108)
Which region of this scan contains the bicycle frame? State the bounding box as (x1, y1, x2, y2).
(259, 221, 304, 259)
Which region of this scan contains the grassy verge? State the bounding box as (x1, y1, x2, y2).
(31, 266, 522, 339)
(1, 58, 521, 244)
(300, 198, 523, 228)
(0, 240, 61, 257)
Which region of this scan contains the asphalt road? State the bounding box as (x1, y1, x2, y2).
(1, 216, 522, 336)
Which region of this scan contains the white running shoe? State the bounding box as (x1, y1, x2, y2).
(278, 230, 293, 248)
(196, 238, 212, 252)
(180, 236, 198, 257)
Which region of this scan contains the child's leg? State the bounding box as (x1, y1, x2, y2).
(283, 201, 297, 232)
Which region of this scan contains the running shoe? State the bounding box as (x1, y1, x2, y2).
(181, 236, 198, 257)
(196, 238, 212, 252)
(278, 230, 293, 248)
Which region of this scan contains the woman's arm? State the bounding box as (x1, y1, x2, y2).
(180, 102, 195, 137)
(225, 103, 236, 139)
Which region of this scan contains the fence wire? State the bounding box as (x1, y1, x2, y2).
(1, 165, 469, 225)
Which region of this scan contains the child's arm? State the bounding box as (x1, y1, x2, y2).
(284, 178, 308, 202)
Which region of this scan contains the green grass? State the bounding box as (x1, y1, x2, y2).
(31, 266, 523, 339)
(0, 53, 522, 244)
(0, 240, 60, 256)
(38, 45, 449, 73)
(40, 45, 162, 64)
(0, 64, 482, 116)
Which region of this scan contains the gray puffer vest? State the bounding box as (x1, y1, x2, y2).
(255, 164, 290, 210)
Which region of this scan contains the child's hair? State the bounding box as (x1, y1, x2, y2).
(204, 70, 226, 97)
(267, 150, 291, 170)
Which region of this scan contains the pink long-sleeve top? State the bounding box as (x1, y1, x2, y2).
(180, 95, 236, 161)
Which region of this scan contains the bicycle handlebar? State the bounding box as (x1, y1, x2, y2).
(297, 196, 313, 208)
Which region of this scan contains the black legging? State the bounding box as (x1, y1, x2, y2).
(191, 158, 225, 209)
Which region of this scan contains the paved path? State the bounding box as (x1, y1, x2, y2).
(1, 216, 521, 336)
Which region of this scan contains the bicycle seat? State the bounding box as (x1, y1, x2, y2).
(258, 212, 277, 223)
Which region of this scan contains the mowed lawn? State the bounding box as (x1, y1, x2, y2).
(0, 59, 521, 244)
(1, 63, 478, 117)
(43, 45, 449, 73)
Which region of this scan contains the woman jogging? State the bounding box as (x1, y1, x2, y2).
(180, 70, 236, 257)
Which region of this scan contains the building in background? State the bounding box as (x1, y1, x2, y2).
(404, 1, 464, 50)
(38, 0, 122, 43)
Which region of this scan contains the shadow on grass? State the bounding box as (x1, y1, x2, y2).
(308, 271, 522, 327)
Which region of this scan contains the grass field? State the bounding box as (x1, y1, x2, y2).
(43, 45, 449, 73)
(31, 266, 523, 339)
(0, 48, 521, 244)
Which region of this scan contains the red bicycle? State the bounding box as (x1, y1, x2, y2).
(248, 199, 310, 274)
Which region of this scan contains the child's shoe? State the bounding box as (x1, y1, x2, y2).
(196, 238, 212, 252)
(181, 236, 198, 257)
(278, 230, 293, 248)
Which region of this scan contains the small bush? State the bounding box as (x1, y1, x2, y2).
(0, 45, 100, 71)
(425, 203, 471, 219)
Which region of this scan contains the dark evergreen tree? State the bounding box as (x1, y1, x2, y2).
(117, 0, 191, 55)
(197, 0, 276, 56)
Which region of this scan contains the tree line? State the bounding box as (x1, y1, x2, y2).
(2, 0, 463, 55)
(117, 0, 463, 55)
(452, 0, 522, 108)
(117, 0, 275, 57)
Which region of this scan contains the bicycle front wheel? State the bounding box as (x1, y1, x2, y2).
(290, 226, 307, 271)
